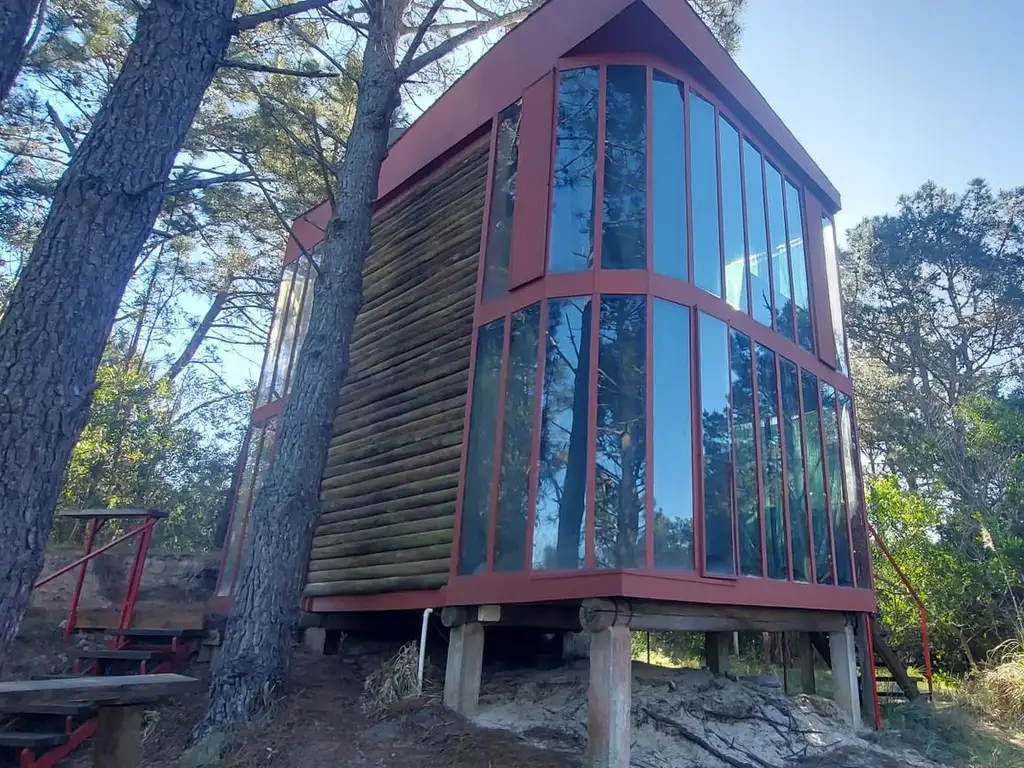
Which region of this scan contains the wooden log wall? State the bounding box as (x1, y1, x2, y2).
(304, 136, 489, 598)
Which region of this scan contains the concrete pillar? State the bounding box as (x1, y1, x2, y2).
(705, 632, 731, 675)
(855, 615, 876, 727)
(303, 627, 327, 654)
(563, 630, 592, 659)
(587, 625, 632, 768)
(830, 624, 862, 729)
(798, 632, 816, 694)
(443, 622, 484, 716)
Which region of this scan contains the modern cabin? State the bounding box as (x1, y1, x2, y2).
(215, 0, 877, 762)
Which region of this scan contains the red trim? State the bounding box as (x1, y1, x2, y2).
(309, 590, 445, 613)
(509, 72, 555, 290)
(644, 292, 655, 569)
(251, 398, 285, 425)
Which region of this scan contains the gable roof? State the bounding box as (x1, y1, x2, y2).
(288, 0, 840, 259)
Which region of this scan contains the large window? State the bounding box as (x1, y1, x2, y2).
(493, 304, 540, 571)
(731, 329, 759, 576)
(822, 216, 850, 374)
(821, 382, 854, 586)
(721, 118, 746, 312)
(757, 345, 787, 580)
(602, 66, 647, 270)
(787, 182, 813, 353)
(802, 371, 833, 584)
(700, 313, 735, 575)
(458, 320, 505, 575)
(595, 296, 647, 567)
(690, 93, 721, 297)
(534, 297, 591, 569)
(549, 68, 599, 274)
(482, 101, 522, 300)
(652, 300, 693, 569)
(745, 141, 772, 328)
(780, 358, 811, 582)
(652, 72, 687, 281)
(839, 392, 871, 588)
(766, 163, 793, 340)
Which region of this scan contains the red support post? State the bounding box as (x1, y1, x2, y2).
(64, 518, 103, 639)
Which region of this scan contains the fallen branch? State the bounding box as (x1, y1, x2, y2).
(641, 707, 776, 768)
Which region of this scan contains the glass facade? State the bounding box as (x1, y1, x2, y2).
(481, 101, 522, 300)
(456, 65, 868, 597)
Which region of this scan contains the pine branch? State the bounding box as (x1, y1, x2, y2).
(219, 60, 340, 78)
(398, 0, 446, 78)
(165, 171, 258, 195)
(45, 102, 77, 155)
(232, 0, 339, 33)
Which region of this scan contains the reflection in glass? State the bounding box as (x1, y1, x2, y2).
(217, 428, 262, 596)
(839, 392, 871, 588)
(690, 93, 721, 297)
(458, 320, 505, 576)
(786, 182, 813, 352)
(550, 68, 599, 274)
(494, 305, 540, 572)
(822, 383, 854, 586)
(757, 345, 787, 579)
(700, 313, 735, 574)
(534, 298, 591, 569)
(603, 66, 647, 270)
(288, 254, 319, 397)
(744, 141, 772, 327)
(802, 371, 833, 584)
(256, 265, 293, 406)
(652, 72, 687, 280)
(272, 263, 301, 400)
(653, 300, 693, 569)
(595, 296, 647, 568)
(766, 164, 793, 340)
(731, 330, 760, 576)
(237, 418, 279, 586)
(822, 216, 850, 374)
(720, 118, 746, 312)
(482, 101, 522, 300)
(780, 359, 811, 582)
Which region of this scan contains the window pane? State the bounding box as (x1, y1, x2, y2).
(839, 392, 871, 588)
(238, 417, 279, 584)
(700, 313, 734, 574)
(757, 345, 787, 579)
(653, 300, 693, 569)
(494, 304, 540, 572)
(458, 320, 505, 576)
(721, 118, 746, 312)
(822, 215, 850, 374)
(802, 371, 833, 584)
(786, 182, 813, 352)
(256, 265, 294, 407)
(482, 101, 522, 301)
(745, 141, 772, 327)
(595, 295, 646, 568)
(780, 359, 811, 582)
(821, 383, 853, 586)
(731, 330, 759, 576)
(217, 427, 262, 596)
(690, 93, 721, 297)
(602, 66, 647, 271)
(287, 252, 320, 397)
(272, 263, 302, 400)
(550, 68, 599, 274)
(766, 164, 793, 340)
(652, 72, 687, 281)
(534, 298, 591, 569)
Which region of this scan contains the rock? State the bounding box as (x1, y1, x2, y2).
(178, 730, 232, 768)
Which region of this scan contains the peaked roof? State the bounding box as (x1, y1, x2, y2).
(288, 0, 839, 259)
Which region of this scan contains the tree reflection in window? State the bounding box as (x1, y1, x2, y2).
(653, 300, 693, 569)
(766, 163, 794, 341)
(534, 298, 591, 569)
(802, 371, 833, 584)
(745, 140, 772, 327)
(458, 320, 505, 576)
(786, 182, 813, 353)
(838, 392, 871, 588)
(700, 313, 735, 574)
(652, 72, 687, 280)
(757, 344, 787, 579)
(595, 296, 647, 568)
(493, 304, 540, 572)
(731, 330, 760, 576)
(821, 382, 853, 586)
(721, 118, 746, 312)
(690, 93, 721, 297)
(780, 358, 811, 582)
(218, 427, 262, 596)
(602, 66, 647, 270)
(482, 101, 522, 300)
(549, 68, 599, 274)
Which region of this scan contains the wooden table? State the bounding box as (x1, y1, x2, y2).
(0, 673, 200, 766)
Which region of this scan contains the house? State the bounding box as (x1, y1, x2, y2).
(215, 0, 876, 763)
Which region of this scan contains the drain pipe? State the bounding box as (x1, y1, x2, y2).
(417, 608, 433, 694)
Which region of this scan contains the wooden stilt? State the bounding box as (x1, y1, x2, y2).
(587, 625, 631, 768)
(443, 622, 484, 716)
(798, 632, 816, 694)
(705, 632, 731, 675)
(830, 624, 861, 728)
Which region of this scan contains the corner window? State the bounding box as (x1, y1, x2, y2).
(482, 101, 522, 300)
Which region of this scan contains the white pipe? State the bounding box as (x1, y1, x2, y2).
(417, 607, 433, 694)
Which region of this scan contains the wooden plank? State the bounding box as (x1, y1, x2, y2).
(579, 599, 847, 633)
(303, 572, 448, 596)
(313, 515, 454, 548)
(871, 620, 919, 699)
(75, 607, 206, 631)
(0, 674, 199, 705)
(308, 543, 452, 571)
(310, 529, 452, 560)
(315, 502, 454, 537)
(318, 488, 457, 523)
(305, 558, 450, 583)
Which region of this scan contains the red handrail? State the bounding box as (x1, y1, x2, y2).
(868, 522, 934, 700)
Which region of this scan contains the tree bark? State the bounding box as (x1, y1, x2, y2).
(0, 0, 39, 104)
(0, 0, 235, 666)
(198, 1, 405, 735)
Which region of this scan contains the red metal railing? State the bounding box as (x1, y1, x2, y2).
(868, 522, 934, 701)
(33, 511, 162, 641)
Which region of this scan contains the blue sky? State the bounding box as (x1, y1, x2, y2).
(734, 0, 1024, 243)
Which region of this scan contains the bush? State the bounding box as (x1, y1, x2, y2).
(968, 639, 1024, 730)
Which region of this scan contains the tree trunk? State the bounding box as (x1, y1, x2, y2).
(0, 0, 235, 666)
(198, 2, 405, 735)
(0, 0, 39, 104)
